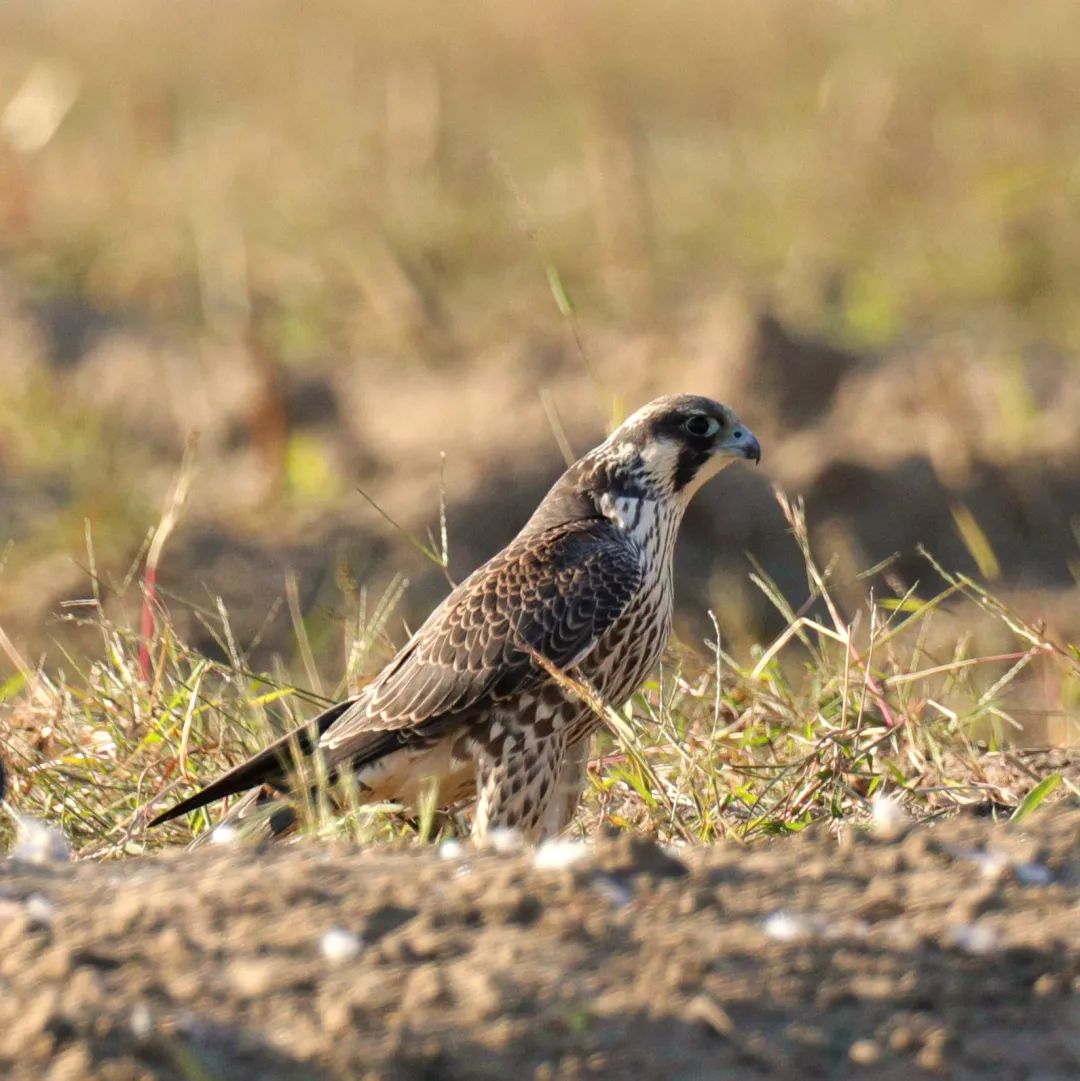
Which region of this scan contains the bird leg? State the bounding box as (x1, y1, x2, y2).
(472, 730, 568, 842)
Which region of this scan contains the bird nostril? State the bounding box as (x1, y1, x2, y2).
(733, 430, 743, 440)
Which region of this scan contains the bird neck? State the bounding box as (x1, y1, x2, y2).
(598, 488, 684, 564)
(522, 444, 682, 544)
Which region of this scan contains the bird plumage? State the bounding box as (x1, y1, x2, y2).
(148, 393, 760, 840)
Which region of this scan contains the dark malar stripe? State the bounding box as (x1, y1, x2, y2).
(673, 446, 709, 491)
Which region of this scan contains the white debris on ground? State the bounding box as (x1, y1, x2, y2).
(1013, 861, 1054, 886)
(437, 839, 466, 861)
(320, 927, 363, 963)
(590, 872, 634, 909)
(762, 910, 830, 943)
(946, 921, 1002, 955)
(762, 909, 869, 944)
(869, 793, 911, 841)
(945, 846, 1053, 885)
(532, 838, 591, 871)
(485, 828, 524, 854)
(129, 1002, 154, 1042)
(209, 824, 241, 846)
(8, 812, 72, 865)
(971, 849, 1012, 881)
(23, 892, 55, 929)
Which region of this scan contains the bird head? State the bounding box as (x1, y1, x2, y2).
(525, 394, 760, 534)
(598, 394, 761, 503)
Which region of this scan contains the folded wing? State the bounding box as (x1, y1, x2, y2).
(148, 518, 640, 827)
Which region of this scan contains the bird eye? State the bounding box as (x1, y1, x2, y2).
(683, 415, 720, 438)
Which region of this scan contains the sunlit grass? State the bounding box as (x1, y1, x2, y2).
(582, 496, 1080, 843)
(2, 491, 1076, 859)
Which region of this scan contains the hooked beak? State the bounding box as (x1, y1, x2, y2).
(719, 424, 761, 465)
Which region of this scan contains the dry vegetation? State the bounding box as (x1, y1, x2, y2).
(2, 487, 1077, 859)
(1, 0, 1079, 855)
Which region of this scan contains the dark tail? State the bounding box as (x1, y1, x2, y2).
(147, 698, 354, 828)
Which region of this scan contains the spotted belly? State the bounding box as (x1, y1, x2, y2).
(349, 571, 672, 823)
(565, 575, 673, 744)
(352, 687, 580, 817)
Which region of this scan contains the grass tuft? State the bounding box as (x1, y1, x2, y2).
(2, 492, 1077, 858)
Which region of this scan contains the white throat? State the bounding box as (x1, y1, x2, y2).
(599, 491, 683, 569)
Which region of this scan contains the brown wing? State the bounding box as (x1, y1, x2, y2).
(148, 519, 639, 827)
(318, 519, 641, 765)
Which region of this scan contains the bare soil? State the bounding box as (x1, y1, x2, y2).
(2, 809, 1078, 1081)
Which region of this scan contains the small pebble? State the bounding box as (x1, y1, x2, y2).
(533, 839, 590, 871)
(320, 927, 362, 963)
(869, 794, 910, 841)
(10, 814, 72, 865)
(1033, 972, 1064, 997)
(849, 1038, 882, 1065)
(227, 958, 278, 995)
(946, 921, 1001, 955)
(1014, 862, 1053, 887)
(915, 1029, 949, 1072)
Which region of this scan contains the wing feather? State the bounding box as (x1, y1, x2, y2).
(319, 519, 640, 764)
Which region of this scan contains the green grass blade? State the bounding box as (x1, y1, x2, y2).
(1010, 773, 1062, 823)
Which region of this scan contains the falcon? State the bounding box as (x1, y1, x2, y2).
(148, 394, 760, 841)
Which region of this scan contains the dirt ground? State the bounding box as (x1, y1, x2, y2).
(2, 809, 1078, 1081)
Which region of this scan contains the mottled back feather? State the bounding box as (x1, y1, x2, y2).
(319, 518, 641, 764)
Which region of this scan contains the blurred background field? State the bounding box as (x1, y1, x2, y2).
(1, 0, 1079, 845)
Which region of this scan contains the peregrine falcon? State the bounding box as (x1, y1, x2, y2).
(148, 394, 760, 840)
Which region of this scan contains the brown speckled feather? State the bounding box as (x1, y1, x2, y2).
(318, 519, 641, 762)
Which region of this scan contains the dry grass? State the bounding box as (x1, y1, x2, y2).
(583, 495, 1080, 843)
(2, 487, 1077, 859)
(4, 0, 1079, 348)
